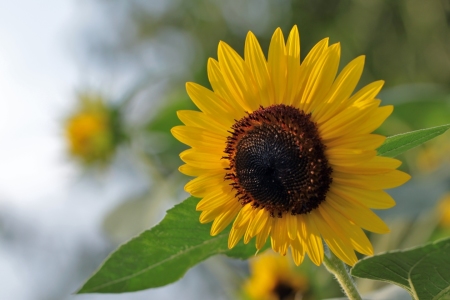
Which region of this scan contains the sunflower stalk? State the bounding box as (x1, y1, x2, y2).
(323, 246, 362, 300)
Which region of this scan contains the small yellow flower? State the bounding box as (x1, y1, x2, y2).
(65, 93, 119, 166)
(245, 251, 309, 300)
(172, 26, 410, 266)
(438, 193, 450, 228)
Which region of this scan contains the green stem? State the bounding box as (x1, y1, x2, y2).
(322, 248, 362, 300)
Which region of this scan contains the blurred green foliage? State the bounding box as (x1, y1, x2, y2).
(91, 0, 450, 87)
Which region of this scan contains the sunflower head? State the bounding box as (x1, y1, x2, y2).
(65, 93, 122, 166)
(244, 251, 309, 300)
(171, 26, 410, 266)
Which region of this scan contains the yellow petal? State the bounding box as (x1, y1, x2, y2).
(285, 213, 298, 240)
(350, 105, 393, 136)
(295, 38, 329, 108)
(301, 214, 324, 266)
(327, 191, 390, 234)
(319, 100, 380, 141)
(247, 208, 269, 237)
(233, 204, 254, 229)
(196, 188, 233, 211)
(200, 205, 224, 223)
(245, 31, 274, 107)
(320, 203, 374, 256)
(243, 210, 259, 244)
(218, 41, 256, 112)
(314, 55, 365, 123)
(278, 242, 289, 256)
(171, 125, 225, 151)
(311, 211, 358, 266)
(350, 80, 385, 104)
(290, 236, 305, 266)
(326, 149, 376, 167)
(256, 218, 273, 250)
(228, 225, 246, 249)
(300, 43, 341, 114)
(180, 149, 228, 170)
(271, 217, 289, 255)
(184, 171, 227, 197)
(285, 25, 301, 105)
(268, 28, 286, 105)
(330, 183, 396, 209)
(185, 82, 235, 124)
(332, 170, 411, 190)
(210, 201, 242, 236)
(332, 156, 402, 175)
(178, 164, 207, 177)
(326, 134, 385, 150)
(177, 110, 229, 133)
(207, 58, 246, 118)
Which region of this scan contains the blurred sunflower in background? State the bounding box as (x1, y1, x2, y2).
(172, 26, 410, 266)
(244, 251, 311, 300)
(424, 193, 450, 244)
(65, 93, 123, 167)
(438, 193, 450, 229)
(415, 135, 450, 173)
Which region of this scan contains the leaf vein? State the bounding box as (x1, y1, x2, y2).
(84, 232, 228, 292)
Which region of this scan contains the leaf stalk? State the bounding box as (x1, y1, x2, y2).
(322, 246, 362, 300)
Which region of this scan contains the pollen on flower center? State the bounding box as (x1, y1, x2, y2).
(224, 104, 332, 217)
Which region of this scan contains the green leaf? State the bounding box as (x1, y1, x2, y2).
(78, 197, 264, 294)
(351, 237, 450, 300)
(377, 124, 450, 157)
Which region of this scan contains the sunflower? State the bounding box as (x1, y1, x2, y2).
(171, 26, 410, 266)
(244, 251, 310, 300)
(65, 93, 120, 166)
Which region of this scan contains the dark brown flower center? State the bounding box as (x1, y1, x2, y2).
(273, 281, 297, 300)
(224, 104, 332, 217)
